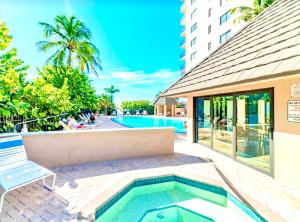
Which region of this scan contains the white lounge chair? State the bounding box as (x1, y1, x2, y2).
(59, 120, 73, 130)
(79, 114, 90, 124)
(0, 136, 56, 213)
(142, 110, 148, 115)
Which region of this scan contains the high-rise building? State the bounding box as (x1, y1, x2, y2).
(180, 0, 252, 74)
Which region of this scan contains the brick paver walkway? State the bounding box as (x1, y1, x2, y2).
(0, 136, 299, 221)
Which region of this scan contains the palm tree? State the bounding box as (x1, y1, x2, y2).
(104, 85, 120, 102)
(98, 94, 114, 115)
(155, 91, 162, 99)
(37, 15, 102, 76)
(230, 0, 274, 23)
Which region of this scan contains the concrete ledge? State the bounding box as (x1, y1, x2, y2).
(21, 128, 174, 168)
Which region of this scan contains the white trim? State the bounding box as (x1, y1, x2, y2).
(20, 127, 175, 136)
(0, 135, 22, 142)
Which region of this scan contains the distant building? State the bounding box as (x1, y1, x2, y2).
(153, 97, 186, 117)
(180, 0, 251, 74)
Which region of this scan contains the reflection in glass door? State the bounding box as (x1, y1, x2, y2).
(236, 92, 272, 173)
(213, 96, 233, 156)
(196, 98, 211, 146)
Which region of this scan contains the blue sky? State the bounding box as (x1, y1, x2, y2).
(0, 0, 182, 104)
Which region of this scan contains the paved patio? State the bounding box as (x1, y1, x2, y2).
(1, 136, 300, 222)
(95, 116, 126, 129)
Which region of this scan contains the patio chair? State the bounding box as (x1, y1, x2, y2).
(59, 120, 73, 130)
(142, 110, 148, 115)
(79, 114, 89, 124)
(0, 136, 56, 213)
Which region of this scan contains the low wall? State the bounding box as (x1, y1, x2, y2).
(21, 128, 174, 168)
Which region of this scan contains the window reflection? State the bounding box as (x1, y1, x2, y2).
(213, 96, 233, 156)
(236, 92, 271, 173)
(195, 90, 272, 174)
(196, 98, 211, 146)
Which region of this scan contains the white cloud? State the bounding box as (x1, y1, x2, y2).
(64, 0, 73, 16)
(111, 71, 142, 80)
(97, 69, 180, 87)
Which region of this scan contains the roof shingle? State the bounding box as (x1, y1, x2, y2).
(152, 97, 178, 105)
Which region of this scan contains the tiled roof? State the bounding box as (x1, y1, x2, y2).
(162, 0, 300, 96)
(152, 97, 178, 105)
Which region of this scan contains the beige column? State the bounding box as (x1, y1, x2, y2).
(164, 105, 167, 117)
(158, 105, 161, 116)
(154, 105, 157, 115)
(171, 105, 175, 117)
(174, 105, 176, 117)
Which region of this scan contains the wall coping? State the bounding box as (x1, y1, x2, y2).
(20, 127, 174, 137)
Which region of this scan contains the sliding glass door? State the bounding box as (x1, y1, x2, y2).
(196, 98, 211, 146)
(195, 89, 273, 174)
(212, 96, 234, 156)
(236, 91, 272, 173)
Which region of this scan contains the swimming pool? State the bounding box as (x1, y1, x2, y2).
(95, 175, 267, 222)
(112, 116, 187, 133)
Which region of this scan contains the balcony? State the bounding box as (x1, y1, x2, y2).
(180, 27, 186, 37)
(180, 52, 186, 61)
(180, 16, 186, 26)
(180, 3, 186, 14)
(180, 39, 186, 49)
(180, 64, 186, 75)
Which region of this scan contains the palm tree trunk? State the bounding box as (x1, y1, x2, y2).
(67, 50, 72, 67)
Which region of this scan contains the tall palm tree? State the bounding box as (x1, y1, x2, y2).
(98, 94, 114, 115)
(104, 85, 120, 102)
(37, 15, 102, 76)
(230, 0, 274, 23)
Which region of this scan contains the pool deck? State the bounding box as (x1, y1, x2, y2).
(1, 123, 300, 221)
(95, 116, 127, 129)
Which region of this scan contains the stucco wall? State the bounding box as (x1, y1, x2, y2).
(185, 74, 300, 136)
(22, 128, 174, 168)
(183, 74, 300, 188)
(274, 132, 300, 187)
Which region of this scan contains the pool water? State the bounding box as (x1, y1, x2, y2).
(140, 205, 214, 222)
(95, 176, 267, 222)
(112, 116, 187, 133)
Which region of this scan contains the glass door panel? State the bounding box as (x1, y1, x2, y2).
(196, 98, 211, 146)
(236, 92, 271, 173)
(212, 96, 233, 156)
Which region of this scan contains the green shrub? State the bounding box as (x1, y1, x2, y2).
(121, 100, 154, 115)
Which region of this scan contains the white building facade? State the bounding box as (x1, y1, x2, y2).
(180, 0, 252, 73)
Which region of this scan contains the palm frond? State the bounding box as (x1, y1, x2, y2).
(45, 48, 67, 66)
(73, 20, 92, 41)
(38, 15, 102, 74)
(36, 40, 66, 52)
